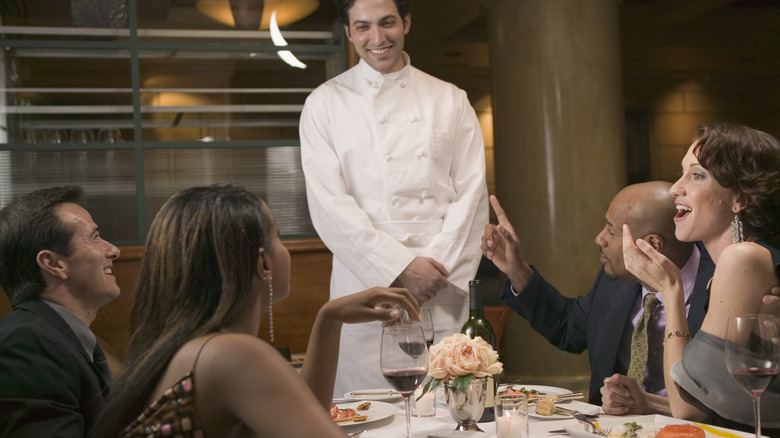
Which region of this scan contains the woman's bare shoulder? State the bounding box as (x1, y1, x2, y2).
(716, 242, 773, 277)
(704, 242, 777, 336)
(193, 332, 287, 372)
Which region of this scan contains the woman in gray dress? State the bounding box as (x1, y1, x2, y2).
(604, 123, 780, 433)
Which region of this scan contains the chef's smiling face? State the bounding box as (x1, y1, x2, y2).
(344, 0, 410, 74)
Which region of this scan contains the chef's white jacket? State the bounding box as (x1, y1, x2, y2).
(300, 54, 489, 395)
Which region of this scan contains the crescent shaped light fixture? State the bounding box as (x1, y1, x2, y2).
(270, 10, 307, 69)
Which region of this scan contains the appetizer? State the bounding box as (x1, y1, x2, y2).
(330, 404, 369, 423)
(654, 424, 705, 438)
(534, 395, 558, 416)
(498, 386, 547, 401)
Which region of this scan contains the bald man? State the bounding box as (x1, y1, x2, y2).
(481, 182, 715, 409)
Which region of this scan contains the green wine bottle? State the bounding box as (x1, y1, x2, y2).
(461, 279, 497, 422)
(461, 279, 496, 348)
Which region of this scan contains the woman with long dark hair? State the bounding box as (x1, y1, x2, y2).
(91, 183, 419, 437)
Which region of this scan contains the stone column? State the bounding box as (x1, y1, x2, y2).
(479, 0, 626, 391)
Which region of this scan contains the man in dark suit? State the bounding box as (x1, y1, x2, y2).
(481, 181, 715, 411)
(0, 186, 120, 437)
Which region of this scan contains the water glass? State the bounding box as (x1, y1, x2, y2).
(495, 393, 529, 438)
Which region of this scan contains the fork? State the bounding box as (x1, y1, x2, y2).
(347, 429, 366, 438)
(571, 412, 611, 436)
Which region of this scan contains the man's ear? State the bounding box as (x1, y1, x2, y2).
(257, 247, 272, 280)
(344, 24, 352, 42)
(642, 234, 663, 253)
(403, 14, 411, 34)
(37, 250, 67, 280)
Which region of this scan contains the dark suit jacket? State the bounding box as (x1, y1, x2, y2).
(500, 245, 715, 405)
(0, 299, 111, 437)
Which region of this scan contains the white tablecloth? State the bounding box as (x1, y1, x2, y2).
(339, 400, 600, 438)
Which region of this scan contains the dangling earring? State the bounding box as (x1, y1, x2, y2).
(731, 214, 744, 243)
(267, 276, 274, 343)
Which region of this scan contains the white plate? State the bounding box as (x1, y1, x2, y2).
(497, 384, 570, 401)
(496, 384, 575, 420)
(333, 401, 397, 427)
(564, 414, 754, 438)
(343, 388, 403, 402)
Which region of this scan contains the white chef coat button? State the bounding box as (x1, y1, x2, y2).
(391, 196, 399, 205)
(421, 190, 429, 199)
(400, 82, 406, 89)
(411, 116, 419, 123)
(378, 118, 386, 124)
(385, 155, 392, 162)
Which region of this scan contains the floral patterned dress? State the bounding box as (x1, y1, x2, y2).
(120, 334, 223, 437)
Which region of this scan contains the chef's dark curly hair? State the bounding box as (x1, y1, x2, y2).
(692, 123, 780, 246)
(334, 0, 410, 25)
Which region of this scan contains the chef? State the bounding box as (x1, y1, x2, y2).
(299, 0, 489, 396)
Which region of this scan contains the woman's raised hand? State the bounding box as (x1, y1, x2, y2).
(621, 224, 682, 297)
(321, 287, 421, 325)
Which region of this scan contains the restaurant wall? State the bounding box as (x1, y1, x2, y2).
(624, 76, 780, 183)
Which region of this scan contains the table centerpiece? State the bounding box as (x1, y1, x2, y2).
(419, 333, 503, 431)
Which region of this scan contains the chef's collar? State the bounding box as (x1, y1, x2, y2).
(358, 51, 411, 86)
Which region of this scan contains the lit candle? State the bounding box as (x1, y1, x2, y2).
(495, 411, 525, 437)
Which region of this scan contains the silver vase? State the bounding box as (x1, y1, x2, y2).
(444, 377, 487, 432)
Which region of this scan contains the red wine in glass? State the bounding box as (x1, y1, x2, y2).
(730, 367, 779, 396)
(382, 369, 427, 395)
(381, 325, 428, 438)
(398, 341, 427, 358)
(725, 314, 780, 438)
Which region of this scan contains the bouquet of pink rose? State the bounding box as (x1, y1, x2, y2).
(419, 332, 503, 397)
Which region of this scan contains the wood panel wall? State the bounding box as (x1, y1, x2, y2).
(0, 238, 332, 366)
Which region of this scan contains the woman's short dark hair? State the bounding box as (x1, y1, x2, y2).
(0, 186, 84, 306)
(334, 0, 410, 25)
(693, 123, 780, 245)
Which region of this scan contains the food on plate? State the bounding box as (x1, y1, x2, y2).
(534, 395, 558, 416)
(606, 422, 706, 438)
(654, 424, 705, 438)
(608, 422, 648, 438)
(498, 386, 547, 400)
(330, 404, 368, 423)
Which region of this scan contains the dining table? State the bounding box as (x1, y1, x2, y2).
(335, 397, 753, 438)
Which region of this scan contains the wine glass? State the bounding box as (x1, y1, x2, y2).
(98, 128, 123, 143)
(725, 314, 780, 438)
(70, 128, 95, 143)
(381, 324, 428, 438)
(412, 307, 436, 417)
(421, 307, 434, 349)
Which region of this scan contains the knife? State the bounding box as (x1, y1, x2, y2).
(349, 390, 397, 396)
(527, 392, 584, 403)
